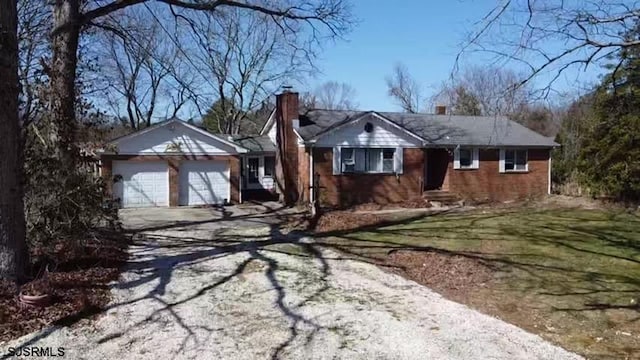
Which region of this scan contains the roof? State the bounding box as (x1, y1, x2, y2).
(298, 109, 559, 147)
(101, 118, 248, 154)
(232, 135, 276, 152)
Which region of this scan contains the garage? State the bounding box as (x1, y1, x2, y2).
(101, 119, 247, 206)
(179, 160, 230, 206)
(112, 161, 169, 207)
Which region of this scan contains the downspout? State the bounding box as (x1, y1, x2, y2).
(309, 146, 315, 215)
(548, 152, 552, 195)
(239, 155, 244, 204)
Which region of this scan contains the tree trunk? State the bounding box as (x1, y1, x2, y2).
(50, 0, 80, 166)
(0, 0, 28, 282)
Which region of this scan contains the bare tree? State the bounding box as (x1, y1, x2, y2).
(307, 81, 358, 110)
(1, 0, 28, 281)
(433, 65, 533, 116)
(48, 0, 352, 163)
(17, 0, 50, 128)
(182, 7, 318, 134)
(386, 62, 422, 113)
(98, 8, 189, 129)
(460, 1, 640, 95)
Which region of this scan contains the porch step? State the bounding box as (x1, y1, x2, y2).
(423, 190, 461, 204)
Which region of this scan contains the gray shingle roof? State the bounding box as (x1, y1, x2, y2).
(232, 135, 276, 152)
(298, 109, 558, 147)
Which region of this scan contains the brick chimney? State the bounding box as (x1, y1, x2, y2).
(275, 90, 300, 205)
(435, 105, 447, 115)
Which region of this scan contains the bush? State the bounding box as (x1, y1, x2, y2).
(23, 125, 119, 268)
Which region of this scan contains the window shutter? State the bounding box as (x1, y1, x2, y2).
(453, 147, 461, 169)
(394, 147, 403, 174)
(499, 149, 505, 173)
(333, 147, 341, 175)
(472, 148, 480, 169)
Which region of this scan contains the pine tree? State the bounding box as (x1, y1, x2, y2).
(577, 21, 640, 201)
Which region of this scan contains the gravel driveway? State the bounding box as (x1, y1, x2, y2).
(2, 206, 582, 360)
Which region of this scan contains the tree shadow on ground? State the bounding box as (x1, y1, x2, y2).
(6, 205, 640, 359)
(313, 206, 640, 359)
(4, 203, 373, 359)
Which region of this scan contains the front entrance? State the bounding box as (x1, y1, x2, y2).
(242, 154, 278, 202)
(425, 149, 449, 190)
(247, 157, 260, 187)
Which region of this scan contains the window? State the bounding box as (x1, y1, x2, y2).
(247, 157, 259, 183)
(504, 149, 528, 172)
(459, 149, 472, 168)
(341, 148, 357, 173)
(382, 149, 395, 172)
(341, 148, 396, 173)
(454, 147, 478, 169)
(264, 156, 275, 177)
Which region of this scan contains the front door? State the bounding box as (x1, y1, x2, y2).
(247, 157, 260, 186)
(425, 149, 449, 190)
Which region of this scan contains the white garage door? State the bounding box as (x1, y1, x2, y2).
(112, 161, 169, 208)
(179, 160, 230, 206)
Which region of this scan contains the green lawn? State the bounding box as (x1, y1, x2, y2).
(324, 207, 640, 359)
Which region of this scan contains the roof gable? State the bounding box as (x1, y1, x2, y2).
(105, 119, 247, 155)
(258, 109, 276, 136)
(312, 112, 424, 147)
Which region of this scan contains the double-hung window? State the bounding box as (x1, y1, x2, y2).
(454, 147, 479, 169)
(502, 149, 528, 172)
(340, 148, 396, 173)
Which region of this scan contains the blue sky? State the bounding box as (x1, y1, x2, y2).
(308, 0, 603, 111)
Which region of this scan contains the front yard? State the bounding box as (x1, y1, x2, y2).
(320, 205, 640, 359)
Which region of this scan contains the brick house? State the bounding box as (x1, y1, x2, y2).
(262, 91, 558, 208)
(99, 91, 557, 208)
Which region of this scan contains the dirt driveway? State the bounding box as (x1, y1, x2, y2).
(2, 205, 582, 360)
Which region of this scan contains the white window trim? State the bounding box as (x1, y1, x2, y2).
(454, 147, 479, 170)
(333, 146, 403, 175)
(499, 148, 529, 173)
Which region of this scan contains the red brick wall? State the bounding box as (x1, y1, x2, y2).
(275, 91, 300, 204)
(314, 148, 424, 208)
(168, 158, 179, 206)
(100, 154, 241, 205)
(298, 147, 310, 203)
(447, 149, 550, 202)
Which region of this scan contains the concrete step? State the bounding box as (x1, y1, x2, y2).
(423, 190, 461, 204)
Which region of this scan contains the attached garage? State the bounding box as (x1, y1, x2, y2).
(101, 119, 247, 207)
(112, 161, 169, 208)
(179, 160, 230, 206)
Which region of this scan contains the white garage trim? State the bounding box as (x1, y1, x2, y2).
(112, 161, 169, 208)
(103, 119, 248, 155)
(179, 160, 231, 206)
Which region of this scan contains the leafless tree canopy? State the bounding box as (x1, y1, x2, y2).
(45, 0, 352, 163)
(460, 0, 640, 94)
(433, 65, 533, 116)
(386, 63, 423, 113)
(96, 7, 192, 129)
(17, 0, 49, 127)
(302, 81, 358, 110)
(177, 6, 317, 134)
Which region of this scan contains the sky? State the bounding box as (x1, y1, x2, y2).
(307, 0, 603, 112)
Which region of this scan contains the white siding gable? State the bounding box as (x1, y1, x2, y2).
(315, 114, 422, 147)
(267, 120, 277, 143)
(115, 122, 237, 155)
